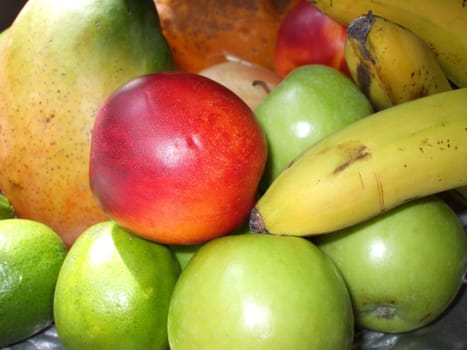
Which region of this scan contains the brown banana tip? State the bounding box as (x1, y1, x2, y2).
(347, 11, 373, 41)
(249, 207, 269, 234)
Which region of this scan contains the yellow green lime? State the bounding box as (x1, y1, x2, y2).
(53, 221, 180, 350)
(0, 218, 67, 347)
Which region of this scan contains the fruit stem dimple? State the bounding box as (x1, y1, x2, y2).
(249, 207, 268, 233)
(375, 305, 397, 319)
(252, 80, 271, 94)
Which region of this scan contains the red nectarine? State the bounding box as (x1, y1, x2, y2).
(89, 72, 268, 244)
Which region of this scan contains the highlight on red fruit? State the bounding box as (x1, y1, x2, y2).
(274, 0, 350, 78)
(89, 72, 268, 245)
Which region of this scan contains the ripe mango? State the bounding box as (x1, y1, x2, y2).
(0, 0, 174, 247)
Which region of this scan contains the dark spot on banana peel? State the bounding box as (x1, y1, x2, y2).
(375, 174, 385, 211)
(285, 157, 297, 169)
(333, 144, 370, 174)
(348, 11, 374, 44)
(347, 13, 375, 98)
(421, 138, 433, 147)
(356, 62, 372, 99)
(249, 207, 269, 234)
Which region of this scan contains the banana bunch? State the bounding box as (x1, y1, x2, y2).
(249, 88, 467, 236)
(309, 0, 467, 88)
(344, 12, 452, 111)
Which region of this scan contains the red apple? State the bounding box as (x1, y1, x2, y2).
(274, 0, 350, 78)
(89, 72, 267, 245)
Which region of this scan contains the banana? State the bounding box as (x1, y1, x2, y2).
(309, 0, 467, 88)
(344, 12, 452, 111)
(249, 88, 467, 236)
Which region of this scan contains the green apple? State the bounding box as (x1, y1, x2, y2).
(254, 64, 373, 190)
(167, 233, 354, 350)
(314, 196, 467, 333)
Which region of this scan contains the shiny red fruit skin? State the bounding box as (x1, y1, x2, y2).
(274, 0, 350, 78)
(89, 72, 267, 244)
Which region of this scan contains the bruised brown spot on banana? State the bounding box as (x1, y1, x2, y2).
(374, 174, 385, 212)
(333, 142, 370, 174)
(347, 11, 373, 57)
(345, 11, 453, 111)
(249, 207, 268, 234)
(347, 12, 375, 99)
(312, 0, 467, 87)
(355, 63, 372, 100)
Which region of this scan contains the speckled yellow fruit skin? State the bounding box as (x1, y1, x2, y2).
(0, 218, 67, 347)
(53, 221, 180, 350)
(0, 0, 174, 247)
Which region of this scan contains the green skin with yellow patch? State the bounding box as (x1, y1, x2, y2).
(53, 221, 180, 350)
(0, 218, 67, 347)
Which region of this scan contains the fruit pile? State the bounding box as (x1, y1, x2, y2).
(0, 0, 466, 349)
